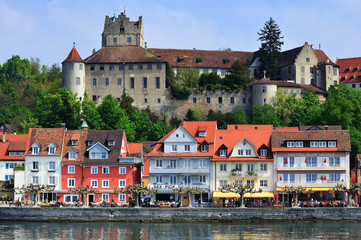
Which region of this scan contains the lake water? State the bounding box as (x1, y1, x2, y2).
(0, 221, 359, 239)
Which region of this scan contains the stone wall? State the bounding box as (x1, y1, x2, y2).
(1, 207, 361, 222)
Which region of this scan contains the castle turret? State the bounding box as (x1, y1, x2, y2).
(102, 12, 144, 47)
(62, 43, 85, 100)
(252, 77, 278, 106)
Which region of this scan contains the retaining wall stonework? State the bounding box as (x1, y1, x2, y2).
(1, 207, 361, 222)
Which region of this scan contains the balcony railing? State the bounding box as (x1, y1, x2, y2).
(231, 171, 243, 177)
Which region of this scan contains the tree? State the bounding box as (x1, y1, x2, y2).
(176, 68, 199, 89)
(114, 184, 157, 207)
(257, 17, 284, 79)
(223, 60, 254, 90)
(69, 185, 98, 206)
(16, 184, 55, 204)
(290, 91, 321, 126)
(119, 90, 136, 116)
(274, 89, 297, 126)
(232, 109, 249, 124)
(333, 182, 361, 207)
(279, 186, 306, 207)
(252, 103, 280, 126)
(218, 183, 261, 208)
(81, 92, 103, 130)
(172, 186, 204, 208)
(165, 62, 176, 88)
(198, 72, 222, 90)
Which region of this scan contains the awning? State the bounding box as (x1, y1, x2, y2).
(212, 192, 274, 198)
(276, 187, 334, 192)
(244, 192, 274, 198)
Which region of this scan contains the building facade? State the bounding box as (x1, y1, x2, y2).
(337, 57, 361, 90)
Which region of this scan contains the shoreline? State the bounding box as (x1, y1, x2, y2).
(1, 207, 361, 223)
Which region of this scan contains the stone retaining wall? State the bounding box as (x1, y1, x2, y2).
(1, 207, 361, 222)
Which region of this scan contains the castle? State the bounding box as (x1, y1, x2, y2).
(62, 12, 339, 118)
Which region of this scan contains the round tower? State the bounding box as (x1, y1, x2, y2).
(252, 77, 278, 106)
(62, 43, 85, 100)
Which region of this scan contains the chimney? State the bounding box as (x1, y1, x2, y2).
(2, 131, 5, 143)
(144, 42, 147, 49)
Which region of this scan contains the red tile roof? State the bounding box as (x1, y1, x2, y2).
(62, 130, 88, 164)
(213, 125, 273, 161)
(28, 128, 65, 155)
(128, 143, 142, 155)
(0, 133, 28, 161)
(336, 57, 361, 83)
(62, 47, 83, 63)
(84, 46, 165, 64)
(312, 49, 335, 65)
(147, 48, 254, 69)
(253, 77, 276, 85)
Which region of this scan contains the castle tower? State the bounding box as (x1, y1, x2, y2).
(252, 77, 278, 106)
(62, 44, 85, 101)
(102, 12, 144, 47)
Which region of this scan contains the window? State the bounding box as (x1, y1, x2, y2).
(102, 194, 109, 202)
(156, 176, 163, 183)
(219, 149, 227, 157)
(296, 141, 303, 147)
(171, 145, 177, 152)
(109, 65, 114, 71)
(49, 176, 55, 185)
(91, 167, 98, 174)
(352, 84, 356, 88)
(91, 180, 98, 188)
(76, 77, 80, 85)
(242, 97, 246, 104)
(310, 141, 319, 147)
(201, 144, 209, 152)
(221, 69, 226, 76)
(203, 68, 208, 73)
(301, 77, 305, 84)
(157, 63, 162, 70)
(306, 157, 317, 167)
(263, 98, 266, 103)
(247, 164, 254, 172)
(71, 140, 78, 146)
(333, 68, 337, 76)
(32, 176, 39, 184)
(206, 97, 211, 104)
(69, 63, 73, 70)
(130, 78, 135, 88)
(156, 160, 163, 167)
(260, 180, 268, 187)
(306, 174, 317, 183)
(87, 141, 94, 147)
(170, 175, 177, 184)
(328, 141, 336, 147)
(138, 64, 143, 70)
(119, 64, 124, 70)
(68, 165, 75, 174)
(329, 157, 340, 167)
(283, 157, 288, 166)
(193, 98, 197, 103)
(102, 180, 109, 188)
(260, 164, 267, 172)
(170, 160, 177, 169)
(238, 149, 243, 156)
(127, 37, 131, 43)
(247, 180, 254, 187)
(103, 167, 109, 174)
(319, 141, 327, 147)
(128, 64, 133, 70)
(92, 78, 97, 86)
(260, 149, 267, 156)
(287, 142, 295, 147)
(218, 97, 223, 104)
(306, 58, 310, 63)
(68, 178, 75, 188)
(262, 86, 267, 93)
(107, 140, 115, 147)
(245, 149, 251, 156)
(100, 65, 104, 71)
(49, 147, 55, 155)
(235, 164, 242, 171)
(301, 66, 305, 73)
(156, 77, 160, 89)
(229, 97, 234, 104)
(199, 175, 206, 183)
(92, 95, 97, 101)
(147, 64, 152, 70)
(330, 173, 340, 183)
(235, 180, 242, 185)
(283, 174, 288, 182)
(119, 167, 126, 174)
(105, 78, 110, 86)
(143, 77, 147, 88)
(290, 174, 295, 183)
(220, 164, 227, 172)
(79, 64, 83, 70)
(90, 152, 107, 159)
(157, 98, 160, 103)
(90, 65, 95, 71)
(32, 161, 39, 171)
(113, 38, 117, 44)
(117, 78, 122, 85)
(184, 145, 190, 152)
(219, 180, 227, 187)
(289, 157, 295, 167)
(48, 162, 55, 171)
(119, 194, 126, 201)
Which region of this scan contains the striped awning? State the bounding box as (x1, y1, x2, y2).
(276, 187, 335, 192)
(212, 191, 274, 198)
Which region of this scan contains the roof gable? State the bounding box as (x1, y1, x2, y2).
(164, 126, 196, 143)
(230, 138, 259, 158)
(87, 142, 110, 152)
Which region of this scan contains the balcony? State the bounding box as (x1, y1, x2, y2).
(149, 167, 210, 174)
(277, 181, 341, 189)
(231, 171, 243, 177)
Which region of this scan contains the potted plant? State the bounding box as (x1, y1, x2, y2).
(246, 170, 255, 176)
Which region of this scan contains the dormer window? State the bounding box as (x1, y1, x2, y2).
(68, 148, 78, 160)
(71, 140, 78, 146)
(87, 141, 94, 147)
(201, 144, 209, 152)
(108, 140, 115, 147)
(287, 142, 295, 147)
(219, 149, 227, 157)
(48, 142, 56, 155)
(328, 141, 337, 147)
(199, 131, 206, 137)
(196, 58, 202, 63)
(223, 59, 230, 64)
(260, 149, 268, 156)
(177, 57, 184, 63)
(31, 142, 40, 155)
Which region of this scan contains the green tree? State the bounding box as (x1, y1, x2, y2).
(257, 17, 284, 79)
(176, 68, 199, 88)
(81, 92, 103, 130)
(252, 103, 280, 126)
(0, 55, 32, 83)
(223, 60, 254, 90)
(274, 89, 297, 126)
(119, 91, 136, 116)
(290, 91, 321, 126)
(232, 109, 249, 124)
(198, 72, 222, 90)
(219, 183, 261, 208)
(172, 186, 204, 208)
(114, 184, 157, 207)
(165, 62, 176, 88)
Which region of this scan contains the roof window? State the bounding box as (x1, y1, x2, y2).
(177, 57, 184, 63)
(196, 58, 202, 63)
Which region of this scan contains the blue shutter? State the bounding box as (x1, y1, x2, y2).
(5, 175, 8, 181)
(5, 163, 9, 169)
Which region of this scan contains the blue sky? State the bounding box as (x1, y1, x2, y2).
(1, 0, 360, 67)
